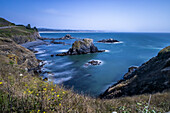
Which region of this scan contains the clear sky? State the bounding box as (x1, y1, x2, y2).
(0, 0, 170, 32)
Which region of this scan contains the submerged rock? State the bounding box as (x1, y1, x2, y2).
(50, 40, 65, 44)
(97, 38, 119, 43)
(56, 38, 105, 56)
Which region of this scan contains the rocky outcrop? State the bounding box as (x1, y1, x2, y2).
(97, 38, 119, 43)
(56, 38, 105, 56)
(60, 34, 75, 40)
(100, 46, 170, 99)
(84, 60, 102, 66)
(0, 37, 39, 75)
(50, 40, 65, 45)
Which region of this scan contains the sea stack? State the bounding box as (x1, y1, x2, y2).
(56, 38, 105, 56)
(97, 38, 119, 43)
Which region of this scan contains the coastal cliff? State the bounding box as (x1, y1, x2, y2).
(100, 46, 170, 99)
(0, 17, 169, 112)
(0, 17, 40, 44)
(0, 37, 39, 75)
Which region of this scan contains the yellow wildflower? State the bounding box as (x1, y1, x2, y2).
(37, 93, 39, 96)
(24, 91, 26, 94)
(59, 103, 61, 106)
(62, 92, 65, 94)
(37, 110, 40, 112)
(57, 95, 59, 97)
(0, 82, 2, 85)
(43, 88, 47, 91)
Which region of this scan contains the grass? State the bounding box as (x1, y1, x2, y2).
(0, 26, 37, 44)
(0, 54, 170, 112)
(158, 46, 170, 55)
(0, 17, 15, 27)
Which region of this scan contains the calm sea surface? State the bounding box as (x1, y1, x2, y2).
(35, 33, 170, 96)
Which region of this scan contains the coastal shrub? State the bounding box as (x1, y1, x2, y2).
(0, 56, 169, 112)
(26, 24, 31, 29)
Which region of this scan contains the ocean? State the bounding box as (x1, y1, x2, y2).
(34, 32, 170, 96)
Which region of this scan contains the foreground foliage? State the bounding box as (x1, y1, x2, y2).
(0, 56, 169, 113)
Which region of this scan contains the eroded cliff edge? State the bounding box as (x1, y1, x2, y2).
(0, 37, 39, 75)
(100, 46, 170, 99)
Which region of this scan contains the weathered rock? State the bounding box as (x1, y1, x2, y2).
(60, 34, 75, 40)
(100, 46, 170, 99)
(56, 38, 105, 56)
(43, 77, 48, 81)
(124, 66, 138, 79)
(50, 40, 65, 44)
(0, 37, 39, 75)
(84, 60, 102, 66)
(97, 38, 119, 43)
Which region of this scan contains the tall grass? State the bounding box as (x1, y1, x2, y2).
(0, 59, 169, 112)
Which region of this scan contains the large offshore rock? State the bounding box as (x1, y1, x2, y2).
(56, 38, 105, 56)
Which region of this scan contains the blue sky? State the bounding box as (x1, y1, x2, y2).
(0, 0, 170, 32)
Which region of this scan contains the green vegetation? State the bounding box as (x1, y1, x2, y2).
(26, 24, 31, 29)
(0, 17, 169, 112)
(0, 26, 37, 44)
(0, 17, 15, 27)
(158, 46, 170, 55)
(0, 54, 169, 112)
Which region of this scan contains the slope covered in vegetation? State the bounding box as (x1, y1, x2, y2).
(0, 37, 169, 112)
(0, 18, 40, 44)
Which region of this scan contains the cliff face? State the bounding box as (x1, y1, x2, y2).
(0, 37, 39, 75)
(0, 18, 40, 44)
(100, 46, 170, 99)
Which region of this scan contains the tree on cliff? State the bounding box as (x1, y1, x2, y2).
(26, 24, 31, 29)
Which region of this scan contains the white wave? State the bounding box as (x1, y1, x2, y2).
(140, 46, 163, 50)
(113, 41, 123, 44)
(54, 76, 72, 84)
(34, 48, 46, 54)
(39, 54, 49, 57)
(56, 49, 68, 53)
(54, 69, 75, 76)
(97, 41, 124, 44)
(59, 62, 73, 67)
(41, 67, 51, 72)
(105, 50, 110, 52)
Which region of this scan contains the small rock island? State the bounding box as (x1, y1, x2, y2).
(97, 38, 119, 43)
(56, 38, 105, 56)
(84, 60, 102, 66)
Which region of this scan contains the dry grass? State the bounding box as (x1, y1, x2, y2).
(0, 57, 170, 113)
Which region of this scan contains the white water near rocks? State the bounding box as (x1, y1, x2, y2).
(35, 32, 170, 96)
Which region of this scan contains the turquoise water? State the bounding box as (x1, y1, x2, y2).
(35, 33, 170, 96)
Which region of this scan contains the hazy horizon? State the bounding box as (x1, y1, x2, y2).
(1, 0, 170, 32)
